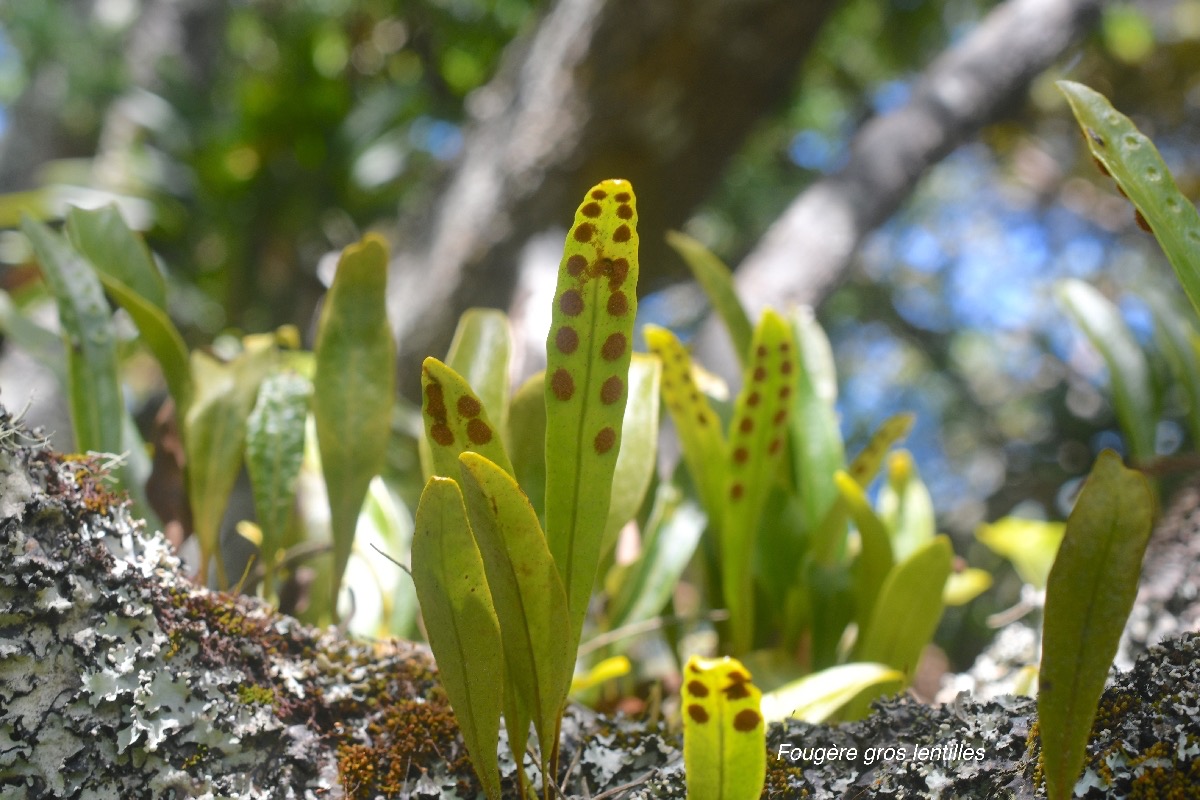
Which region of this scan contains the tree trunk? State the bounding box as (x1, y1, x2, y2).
(388, 0, 842, 397)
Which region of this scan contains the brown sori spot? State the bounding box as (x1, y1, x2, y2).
(781, 360, 793, 375)
(607, 291, 628, 317)
(609, 258, 629, 288)
(779, 341, 791, 352)
(616, 204, 633, 220)
(467, 418, 493, 445)
(728, 669, 750, 683)
(675, 351, 687, 364)
(612, 224, 632, 243)
(551, 368, 575, 401)
(769, 438, 782, 454)
(566, 254, 588, 276)
(746, 392, 760, 407)
(601, 332, 627, 361)
(1135, 209, 1152, 233)
(773, 409, 787, 425)
(733, 447, 748, 464)
(430, 423, 454, 446)
(457, 395, 482, 417)
(581, 202, 602, 218)
(594, 427, 616, 454)
(696, 412, 708, 427)
(739, 417, 753, 434)
(591, 189, 608, 200)
(556, 326, 579, 354)
(779, 386, 792, 399)
(733, 709, 762, 733)
(560, 289, 584, 316)
(574, 223, 595, 243)
(730, 483, 744, 500)
(724, 682, 751, 701)
(689, 391, 700, 402)
(686, 680, 709, 698)
(424, 379, 446, 413)
(600, 376, 623, 404)
(756, 344, 768, 357)
(753, 366, 767, 381)
(687, 704, 710, 724)
(688, 661, 702, 674)
(615, 192, 631, 203)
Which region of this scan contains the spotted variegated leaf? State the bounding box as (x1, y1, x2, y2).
(544, 179, 639, 653)
(421, 357, 514, 479)
(721, 310, 797, 654)
(682, 655, 766, 800)
(644, 324, 727, 517)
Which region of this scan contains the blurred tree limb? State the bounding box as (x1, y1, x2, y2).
(388, 0, 841, 396)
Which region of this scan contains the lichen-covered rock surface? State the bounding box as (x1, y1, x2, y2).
(1, 404, 1198, 799)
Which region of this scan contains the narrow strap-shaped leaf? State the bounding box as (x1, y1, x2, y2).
(544, 179, 639, 651)
(666, 231, 753, 366)
(507, 372, 547, 523)
(445, 308, 513, 432)
(834, 469, 893, 635)
(22, 217, 123, 457)
(185, 347, 274, 586)
(422, 357, 514, 479)
(245, 370, 311, 598)
(845, 412, 915, 487)
(788, 307, 844, 532)
(457, 451, 573, 773)
(681, 655, 766, 800)
(411, 477, 505, 800)
(1039, 450, 1153, 800)
(65, 205, 167, 310)
(313, 234, 395, 606)
(96, 273, 194, 417)
(1144, 289, 1200, 445)
(878, 450, 935, 562)
(855, 534, 952, 679)
(602, 353, 661, 547)
(1058, 81, 1200, 319)
(1055, 278, 1156, 463)
(604, 484, 705, 636)
(644, 324, 727, 518)
(721, 310, 797, 654)
(760, 662, 905, 724)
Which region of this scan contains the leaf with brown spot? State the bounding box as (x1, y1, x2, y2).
(682, 655, 766, 800)
(544, 179, 640, 656)
(421, 357, 514, 479)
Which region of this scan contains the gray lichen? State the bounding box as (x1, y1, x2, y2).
(2, 403, 1199, 799)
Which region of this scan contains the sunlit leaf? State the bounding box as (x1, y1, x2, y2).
(721, 310, 797, 653)
(644, 325, 727, 518)
(457, 451, 573, 779)
(507, 372, 547, 522)
(1055, 278, 1156, 463)
(682, 656, 766, 800)
(1039, 450, 1153, 800)
(570, 655, 631, 694)
(760, 662, 905, 723)
(603, 353, 661, 548)
(421, 357, 514, 479)
(1058, 81, 1200, 318)
(444, 308, 513, 431)
(667, 230, 753, 365)
(856, 535, 952, 680)
(604, 484, 706, 636)
(313, 234, 395, 607)
(976, 516, 1065, 590)
(878, 450, 935, 562)
(834, 469, 893, 634)
(544, 179, 639, 654)
(943, 567, 993, 606)
(411, 477, 504, 800)
(788, 306, 843, 533)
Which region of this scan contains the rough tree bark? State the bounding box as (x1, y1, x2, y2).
(3, 402, 1200, 798)
(388, 0, 842, 397)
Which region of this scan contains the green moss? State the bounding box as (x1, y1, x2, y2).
(237, 684, 276, 707)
